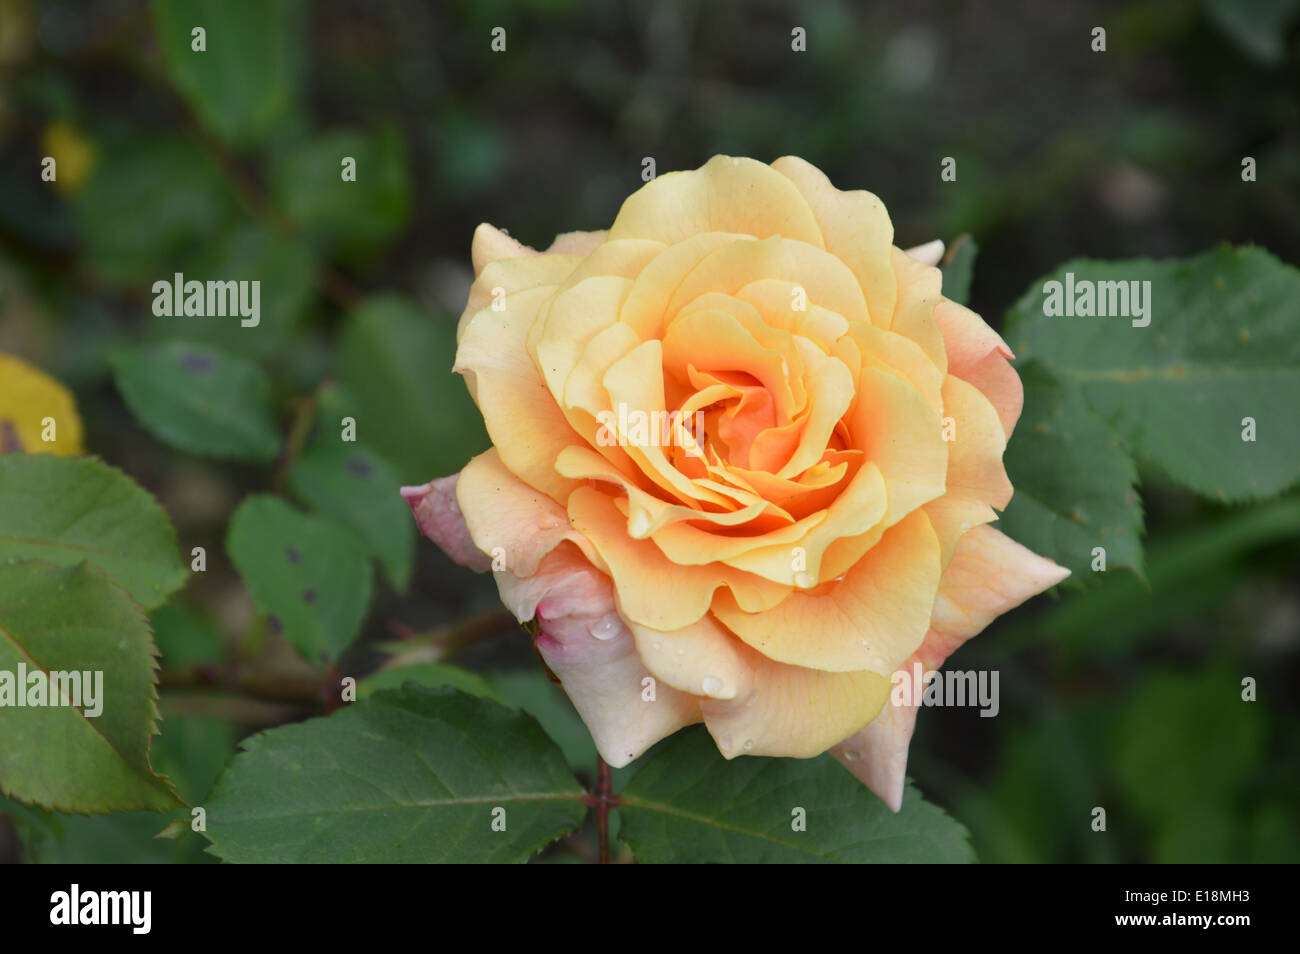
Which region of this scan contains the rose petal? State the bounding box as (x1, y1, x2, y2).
(770, 155, 898, 327)
(830, 698, 918, 812)
(834, 524, 1069, 809)
(921, 524, 1070, 668)
(495, 544, 700, 767)
(400, 474, 492, 571)
(712, 508, 942, 674)
(697, 640, 892, 759)
(456, 285, 582, 502)
(454, 449, 601, 578)
(609, 155, 824, 248)
(903, 239, 945, 267)
(933, 299, 1024, 438)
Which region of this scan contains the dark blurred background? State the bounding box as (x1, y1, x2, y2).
(0, 0, 1297, 863)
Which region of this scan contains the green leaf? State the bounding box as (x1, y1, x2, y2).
(152, 601, 225, 667)
(270, 127, 410, 257)
(151, 0, 303, 147)
(491, 668, 598, 778)
(337, 296, 489, 484)
(1004, 245, 1300, 502)
(203, 686, 587, 862)
(0, 799, 216, 864)
(0, 561, 180, 813)
(0, 455, 186, 610)
(73, 137, 237, 286)
(225, 495, 372, 662)
(997, 361, 1144, 581)
(358, 661, 501, 702)
(940, 234, 977, 306)
(111, 341, 282, 463)
(287, 438, 414, 591)
(617, 726, 974, 863)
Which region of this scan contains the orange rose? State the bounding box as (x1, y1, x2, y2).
(404, 156, 1068, 810)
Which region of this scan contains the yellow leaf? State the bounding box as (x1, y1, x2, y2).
(0, 352, 84, 455)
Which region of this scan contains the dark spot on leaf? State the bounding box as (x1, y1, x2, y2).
(179, 350, 215, 374)
(302, 588, 317, 604)
(347, 455, 374, 478)
(267, 615, 283, 634)
(286, 546, 301, 564)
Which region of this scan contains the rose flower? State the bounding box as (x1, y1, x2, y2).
(403, 156, 1068, 810)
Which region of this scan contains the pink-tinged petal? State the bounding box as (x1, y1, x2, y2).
(834, 524, 1068, 811)
(962, 347, 1024, 439)
(920, 524, 1070, 669)
(831, 698, 919, 813)
(903, 239, 945, 267)
(400, 474, 491, 571)
(455, 449, 602, 578)
(495, 545, 700, 767)
(933, 299, 1024, 437)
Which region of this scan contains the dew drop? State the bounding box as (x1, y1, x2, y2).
(589, 614, 620, 640)
(701, 675, 723, 695)
(844, 749, 861, 762)
(743, 739, 754, 751)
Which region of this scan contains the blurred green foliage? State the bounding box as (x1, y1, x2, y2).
(0, 0, 1297, 863)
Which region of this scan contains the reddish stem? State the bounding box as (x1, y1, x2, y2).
(595, 757, 612, 864)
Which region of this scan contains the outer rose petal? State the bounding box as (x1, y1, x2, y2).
(933, 299, 1024, 438)
(495, 544, 700, 768)
(829, 698, 918, 813)
(470, 222, 608, 275)
(406, 462, 698, 768)
(454, 449, 601, 577)
(400, 474, 491, 571)
(903, 239, 945, 267)
(608, 155, 824, 248)
(833, 524, 1070, 810)
(456, 286, 585, 502)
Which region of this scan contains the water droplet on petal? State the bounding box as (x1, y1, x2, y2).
(744, 691, 758, 707)
(844, 749, 861, 762)
(701, 675, 723, 695)
(589, 614, 620, 640)
(794, 571, 817, 589)
(743, 739, 754, 751)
